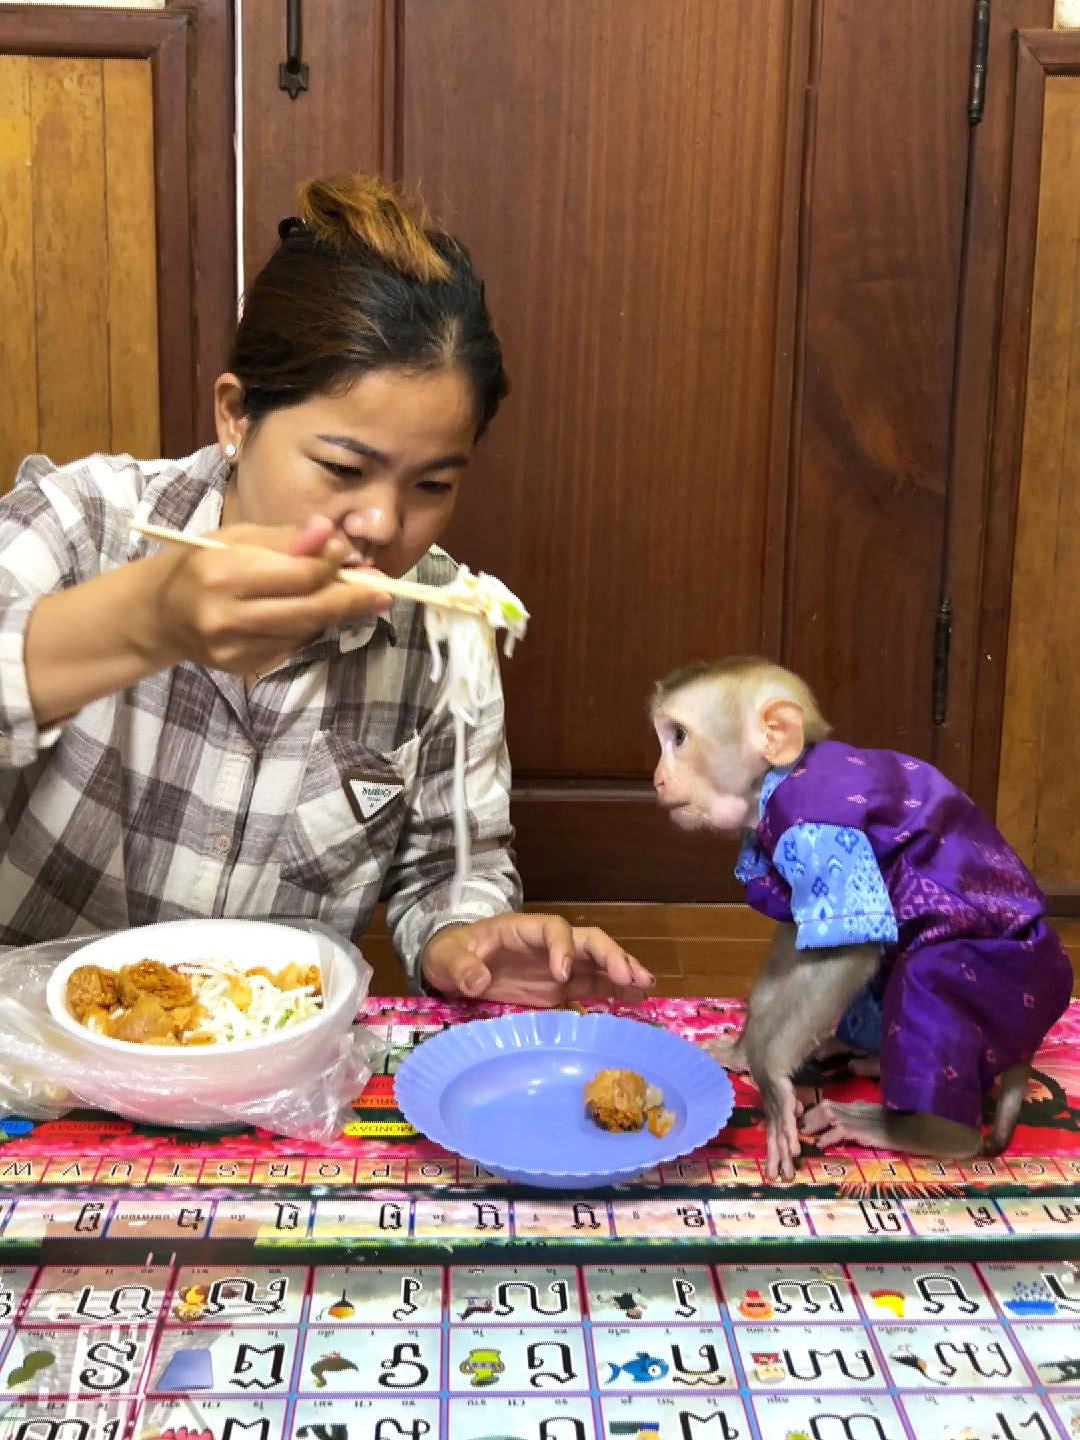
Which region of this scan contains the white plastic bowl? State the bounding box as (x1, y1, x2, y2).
(45, 919, 366, 1127)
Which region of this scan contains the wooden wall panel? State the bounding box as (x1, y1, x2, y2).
(104, 61, 160, 459)
(241, 0, 382, 280)
(30, 59, 111, 463)
(0, 56, 37, 495)
(997, 74, 1080, 893)
(0, 54, 161, 493)
(785, 0, 972, 756)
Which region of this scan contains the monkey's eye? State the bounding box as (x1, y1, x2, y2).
(672, 724, 687, 748)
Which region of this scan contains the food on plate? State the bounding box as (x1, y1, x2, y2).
(65, 957, 322, 1046)
(647, 1105, 675, 1139)
(584, 1067, 674, 1138)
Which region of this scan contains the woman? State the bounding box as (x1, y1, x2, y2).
(0, 174, 652, 1006)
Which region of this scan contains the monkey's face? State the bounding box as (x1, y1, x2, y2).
(652, 691, 759, 833)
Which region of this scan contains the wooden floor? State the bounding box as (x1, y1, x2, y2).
(363, 904, 1080, 1000)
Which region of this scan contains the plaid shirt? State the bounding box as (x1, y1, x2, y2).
(0, 446, 521, 980)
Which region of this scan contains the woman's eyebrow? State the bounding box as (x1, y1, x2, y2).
(317, 434, 469, 475)
(316, 434, 390, 465)
(420, 453, 469, 474)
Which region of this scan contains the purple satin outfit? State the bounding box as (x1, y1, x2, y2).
(740, 741, 1072, 1127)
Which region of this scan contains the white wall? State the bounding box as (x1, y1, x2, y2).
(1057, 0, 1080, 27)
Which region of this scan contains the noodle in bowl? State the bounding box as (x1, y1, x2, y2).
(178, 959, 323, 1045)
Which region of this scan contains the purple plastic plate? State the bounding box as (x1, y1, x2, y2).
(393, 1010, 734, 1189)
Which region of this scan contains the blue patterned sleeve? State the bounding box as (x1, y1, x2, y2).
(772, 823, 898, 951)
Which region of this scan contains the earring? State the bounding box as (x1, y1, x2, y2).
(223, 442, 237, 461)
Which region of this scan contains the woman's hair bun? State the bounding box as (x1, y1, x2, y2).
(296, 174, 451, 284)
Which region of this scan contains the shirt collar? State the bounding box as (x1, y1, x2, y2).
(337, 611, 396, 652)
(338, 585, 413, 652)
(757, 751, 806, 821)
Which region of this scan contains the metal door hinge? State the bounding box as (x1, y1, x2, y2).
(969, 0, 990, 124)
(933, 600, 953, 726)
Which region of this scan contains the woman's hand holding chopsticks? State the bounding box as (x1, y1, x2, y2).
(24, 517, 391, 725)
(148, 516, 391, 676)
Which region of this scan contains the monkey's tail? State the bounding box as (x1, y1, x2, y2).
(983, 1062, 1030, 1157)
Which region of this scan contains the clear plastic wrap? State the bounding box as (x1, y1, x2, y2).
(0, 917, 375, 1144)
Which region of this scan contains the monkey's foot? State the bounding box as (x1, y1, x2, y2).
(802, 1099, 982, 1159)
(800, 1099, 892, 1152)
(703, 1033, 748, 1073)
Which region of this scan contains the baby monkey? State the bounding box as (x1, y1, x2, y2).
(651, 657, 1072, 1180)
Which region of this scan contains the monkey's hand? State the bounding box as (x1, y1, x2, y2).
(760, 1075, 804, 1182)
(703, 1032, 748, 1073)
(801, 1100, 982, 1159)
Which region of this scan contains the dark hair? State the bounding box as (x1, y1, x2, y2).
(228, 175, 509, 439)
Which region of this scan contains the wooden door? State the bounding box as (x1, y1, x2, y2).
(393, 0, 974, 899)
(0, 4, 234, 486)
(973, 29, 1080, 910)
(242, 0, 986, 901)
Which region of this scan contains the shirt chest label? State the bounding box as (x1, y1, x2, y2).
(345, 775, 403, 821)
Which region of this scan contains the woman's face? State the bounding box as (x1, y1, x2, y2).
(216, 366, 477, 577)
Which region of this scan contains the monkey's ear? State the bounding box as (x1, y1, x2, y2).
(755, 698, 806, 768)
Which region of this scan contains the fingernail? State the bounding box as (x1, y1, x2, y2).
(558, 957, 571, 982)
(461, 967, 487, 997)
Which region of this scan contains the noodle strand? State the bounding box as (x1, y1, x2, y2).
(423, 566, 529, 904)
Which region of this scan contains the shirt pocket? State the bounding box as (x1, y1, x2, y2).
(279, 729, 420, 897)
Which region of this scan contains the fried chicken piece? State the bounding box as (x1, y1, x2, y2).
(66, 965, 119, 1023)
(109, 994, 174, 1044)
(585, 1069, 649, 1132)
(117, 960, 193, 1011)
(166, 1003, 204, 1040)
(82, 1006, 114, 1036)
(585, 1069, 673, 1137)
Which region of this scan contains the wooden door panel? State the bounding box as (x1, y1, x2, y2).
(27, 59, 113, 465)
(398, 0, 797, 782)
(786, 0, 973, 756)
(396, 0, 802, 898)
(393, 0, 973, 898)
(0, 41, 175, 484)
(984, 34, 1080, 910)
(0, 7, 233, 474)
(241, 0, 384, 278)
